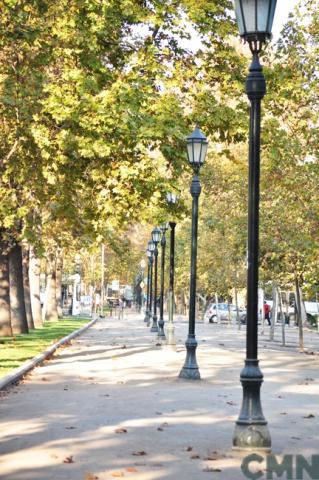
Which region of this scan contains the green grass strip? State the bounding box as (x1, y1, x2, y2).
(0, 317, 89, 378)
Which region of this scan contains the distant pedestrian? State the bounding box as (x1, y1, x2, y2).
(264, 301, 271, 325)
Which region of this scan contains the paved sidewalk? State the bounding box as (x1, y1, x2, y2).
(0, 313, 318, 479)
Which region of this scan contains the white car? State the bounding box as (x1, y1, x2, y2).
(204, 303, 246, 323)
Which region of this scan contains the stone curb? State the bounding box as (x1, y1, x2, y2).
(0, 316, 98, 391)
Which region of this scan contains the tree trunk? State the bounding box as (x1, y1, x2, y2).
(278, 286, 285, 347)
(235, 286, 241, 330)
(0, 249, 12, 336)
(45, 253, 58, 322)
(295, 275, 304, 351)
(29, 246, 43, 328)
(9, 244, 28, 334)
(22, 244, 34, 329)
(56, 251, 63, 319)
(269, 283, 277, 341)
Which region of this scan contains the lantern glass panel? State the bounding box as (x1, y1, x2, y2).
(148, 241, 155, 252)
(241, 0, 256, 33)
(152, 227, 161, 243)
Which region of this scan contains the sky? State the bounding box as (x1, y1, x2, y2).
(272, 0, 301, 41)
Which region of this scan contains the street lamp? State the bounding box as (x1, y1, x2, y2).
(179, 126, 208, 379)
(145, 243, 154, 324)
(147, 241, 155, 327)
(232, 0, 277, 452)
(140, 259, 146, 313)
(150, 227, 161, 332)
(166, 192, 179, 347)
(158, 223, 169, 341)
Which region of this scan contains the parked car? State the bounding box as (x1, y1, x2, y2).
(204, 303, 246, 324)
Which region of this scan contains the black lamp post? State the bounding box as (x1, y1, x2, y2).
(147, 241, 155, 327)
(232, 0, 277, 452)
(150, 227, 161, 333)
(145, 242, 154, 324)
(166, 192, 179, 347)
(144, 254, 151, 323)
(179, 126, 208, 380)
(158, 223, 169, 341)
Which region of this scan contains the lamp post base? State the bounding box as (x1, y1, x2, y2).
(179, 335, 200, 379)
(157, 318, 166, 340)
(150, 315, 158, 333)
(232, 359, 271, 451)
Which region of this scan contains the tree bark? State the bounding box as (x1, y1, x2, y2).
(278, 286, 285, 347)
(45, 252, 58, 322)
(29, 246, 43, 328)
(295, 275, 304, 351)
(56, 251, 63, 319)
(22, 244, 34, 329)
(9, 244, 28, 334)
(0, 249, 12, 336)
(269, 283, 277, 341)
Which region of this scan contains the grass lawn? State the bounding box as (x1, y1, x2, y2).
(0, 317, 89, 378)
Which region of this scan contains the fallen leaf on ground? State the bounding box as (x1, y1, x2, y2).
(280, 412, 287, 415)
(65, 426, 76, 430)
(157, 427, 164, 431)
(155, 343, 161, 346)
(115, 428, 127, 434)
(218, 343, 225, 346)
(203, 455, 218, 461)
(156, 412, 162, 415)
(117, 381, 125, 384)
(190, 454, 200, 459)
(111, 472, 124, 477)
(121, 345, 127, 349)
(185, 446, 193, 452)
(63, 456, 74, 463)
(203, 467, 222, 472)
(226, 401, 237, 406)
(126, 467, 138, 473)
(291, 436, 301, 440)
(85, 473, 99, 480)
(133, 462, 146, 467)
(150, 463, 164, 467)
(132, 451, 147, 456)
(303, 414, 315, 418)
(41, 377, 48, 381)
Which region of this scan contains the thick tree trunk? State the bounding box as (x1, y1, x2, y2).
(56, 252, 63, 319)
(45, 253, 58, 322)
(29, 246, 43, 328)
(22, 244, 34, 329)
(0, 250, 12, 336)
(9, 244, 28, 334)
